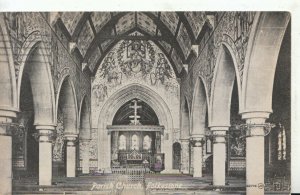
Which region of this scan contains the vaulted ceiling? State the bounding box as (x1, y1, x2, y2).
(55, 12, 211, 76)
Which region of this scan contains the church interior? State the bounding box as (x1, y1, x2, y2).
(0, 12, 291, 195)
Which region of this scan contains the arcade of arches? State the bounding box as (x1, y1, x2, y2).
(0, 12, 291, 195)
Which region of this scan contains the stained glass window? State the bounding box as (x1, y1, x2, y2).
(131, 134, 139, 150)
(143, 135, 152, 150)
(119, 135, 126, 150)
(277, 124, 286, 161)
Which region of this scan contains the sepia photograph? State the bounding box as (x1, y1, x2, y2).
(0, 2, 297, 194)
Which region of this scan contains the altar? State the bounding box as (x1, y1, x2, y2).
(107, 125, 165, 171)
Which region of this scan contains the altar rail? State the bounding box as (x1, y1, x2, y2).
(112, 166, 151, 182)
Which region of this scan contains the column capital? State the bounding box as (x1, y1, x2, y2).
(241, 111, 271, 120)
(180, 138, 190, 144)
(190, 136, 205, 147)
(34, 128, 55, 143)
(65, 133, 78, 146)
(238, 123, 275, 137)
(210, 130, 227, 144)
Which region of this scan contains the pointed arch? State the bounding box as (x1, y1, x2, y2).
(56, 76, 78, 134)
(191, 76, 209, 135)
(0, 15, 18, 117)
(210, 44, 241, 127)
(180, 96, 190, 139)
(79, 95, 91, 139)
(17, 34, 56, 126)
(241, 12, 290, 117)
(98, 83, 173, 130)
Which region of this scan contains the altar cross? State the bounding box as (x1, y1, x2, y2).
(129, 99, 142, 125)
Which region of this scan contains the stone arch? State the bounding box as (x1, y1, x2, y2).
(17, 36, 55, 126)
(241, 12, 290, 118)
(180, 96, 190, 139)
(56, 76, 78, 134)
(98, 84, 173, 130)
(79, 95, 91, 139)
(210, 43, 241, 127)
(97, 83, 174, 170)
(0, 16, 18, 118)
(191, 76, 209, 135)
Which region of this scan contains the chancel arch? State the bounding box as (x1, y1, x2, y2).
(97, 84, 174, 172)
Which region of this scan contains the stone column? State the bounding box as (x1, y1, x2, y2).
(191, 136, 204, 177)
(36, 125, 55, 186)
(0, 115, 15, 195)
(211, 127, 228, 186)
(65, 134, 78, 177)
(180, 139, 190, 174)
(241, 113, 272, 195)
(80, 139, 90, 174)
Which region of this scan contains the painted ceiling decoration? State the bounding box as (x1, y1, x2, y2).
(57, 12, 210, 76)
(184, 12, 206, 39)
(77, 21, 94, 56)
(137, 13, 157, 36)
(60, 12, 84, 35)
(160, 12, 180, 36)
(90, 12, 111, 33)
(115, 12, 135, 35)
(177, 23, 192, 59)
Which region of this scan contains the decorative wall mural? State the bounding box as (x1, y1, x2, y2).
(92, 38, 179, 105)
(229, 129, 246, 157)
(89, 128, 98, 159)
(52, 108, 65, 162)
(92, 84, 108, 104)
(150, 53, 172, 85)
(117, 40, 155, 78)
